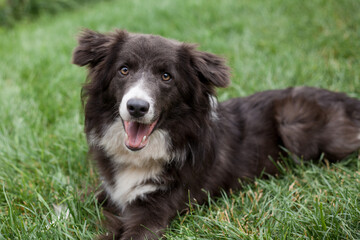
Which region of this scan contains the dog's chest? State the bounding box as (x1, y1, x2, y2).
(89, 119, 172, 208)
(103, 164, 163, 208)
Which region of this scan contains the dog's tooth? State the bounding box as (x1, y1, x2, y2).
(142, 136, 147, 143)
(125, 133, 128, 140)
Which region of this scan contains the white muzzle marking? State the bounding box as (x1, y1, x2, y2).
(119, 78, 155, 123)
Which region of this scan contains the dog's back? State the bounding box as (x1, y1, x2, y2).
(196, 86, 360, 196)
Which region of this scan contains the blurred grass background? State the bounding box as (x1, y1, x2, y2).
(0, 0, 359, 239)
(0, 0, 106, 27)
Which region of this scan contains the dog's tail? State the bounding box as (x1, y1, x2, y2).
(275, 87, 360, 162)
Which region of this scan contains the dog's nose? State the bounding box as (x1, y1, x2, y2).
(127, 99, 150, 118)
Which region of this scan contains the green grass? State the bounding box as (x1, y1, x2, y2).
(0, 0, 108, 27)
(0, 0, 359, 239)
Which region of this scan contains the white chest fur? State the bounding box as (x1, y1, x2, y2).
(89, 119, 172, 208)
(103, 164, 163, 209)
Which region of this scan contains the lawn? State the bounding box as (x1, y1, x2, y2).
(0, 0, 359, 239)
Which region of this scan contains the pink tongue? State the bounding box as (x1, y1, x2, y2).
(124, 121, 151, 149)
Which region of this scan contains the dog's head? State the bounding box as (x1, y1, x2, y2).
(73, 29, 230, 151)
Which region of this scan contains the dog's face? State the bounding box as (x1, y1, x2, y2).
(73, 29, 230, 151)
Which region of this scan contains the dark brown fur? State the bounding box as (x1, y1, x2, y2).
(73, 29, 360, 240)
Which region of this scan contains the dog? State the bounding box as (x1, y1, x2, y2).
(72, 29, 360, 240)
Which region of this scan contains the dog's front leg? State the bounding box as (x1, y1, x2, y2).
(119, 190, 186, 240)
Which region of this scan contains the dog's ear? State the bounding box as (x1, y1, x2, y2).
(72, 29, 119, 67)
(185, 45, 231, 88)
(72, 29, 110, 67)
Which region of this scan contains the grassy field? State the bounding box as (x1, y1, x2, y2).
(0, 0, 359, 239)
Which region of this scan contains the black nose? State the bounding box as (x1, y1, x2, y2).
(127, 98, 150, 118)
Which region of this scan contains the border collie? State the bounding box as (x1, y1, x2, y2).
(72, 29, 360, 240)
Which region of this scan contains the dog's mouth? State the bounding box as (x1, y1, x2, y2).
(123, 119, 158, 151)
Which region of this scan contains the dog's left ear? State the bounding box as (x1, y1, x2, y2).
(185, 45, 231, 88)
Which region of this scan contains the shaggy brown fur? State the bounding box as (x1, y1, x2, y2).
(73, 29, 360, 240)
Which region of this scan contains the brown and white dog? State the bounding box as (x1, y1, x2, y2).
(72, 29, 360, 240)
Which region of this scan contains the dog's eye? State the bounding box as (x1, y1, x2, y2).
(161, 73, 172, 81)
(119, 66, 129, 76)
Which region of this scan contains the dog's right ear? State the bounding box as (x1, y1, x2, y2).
(72, 29, 112, 67)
